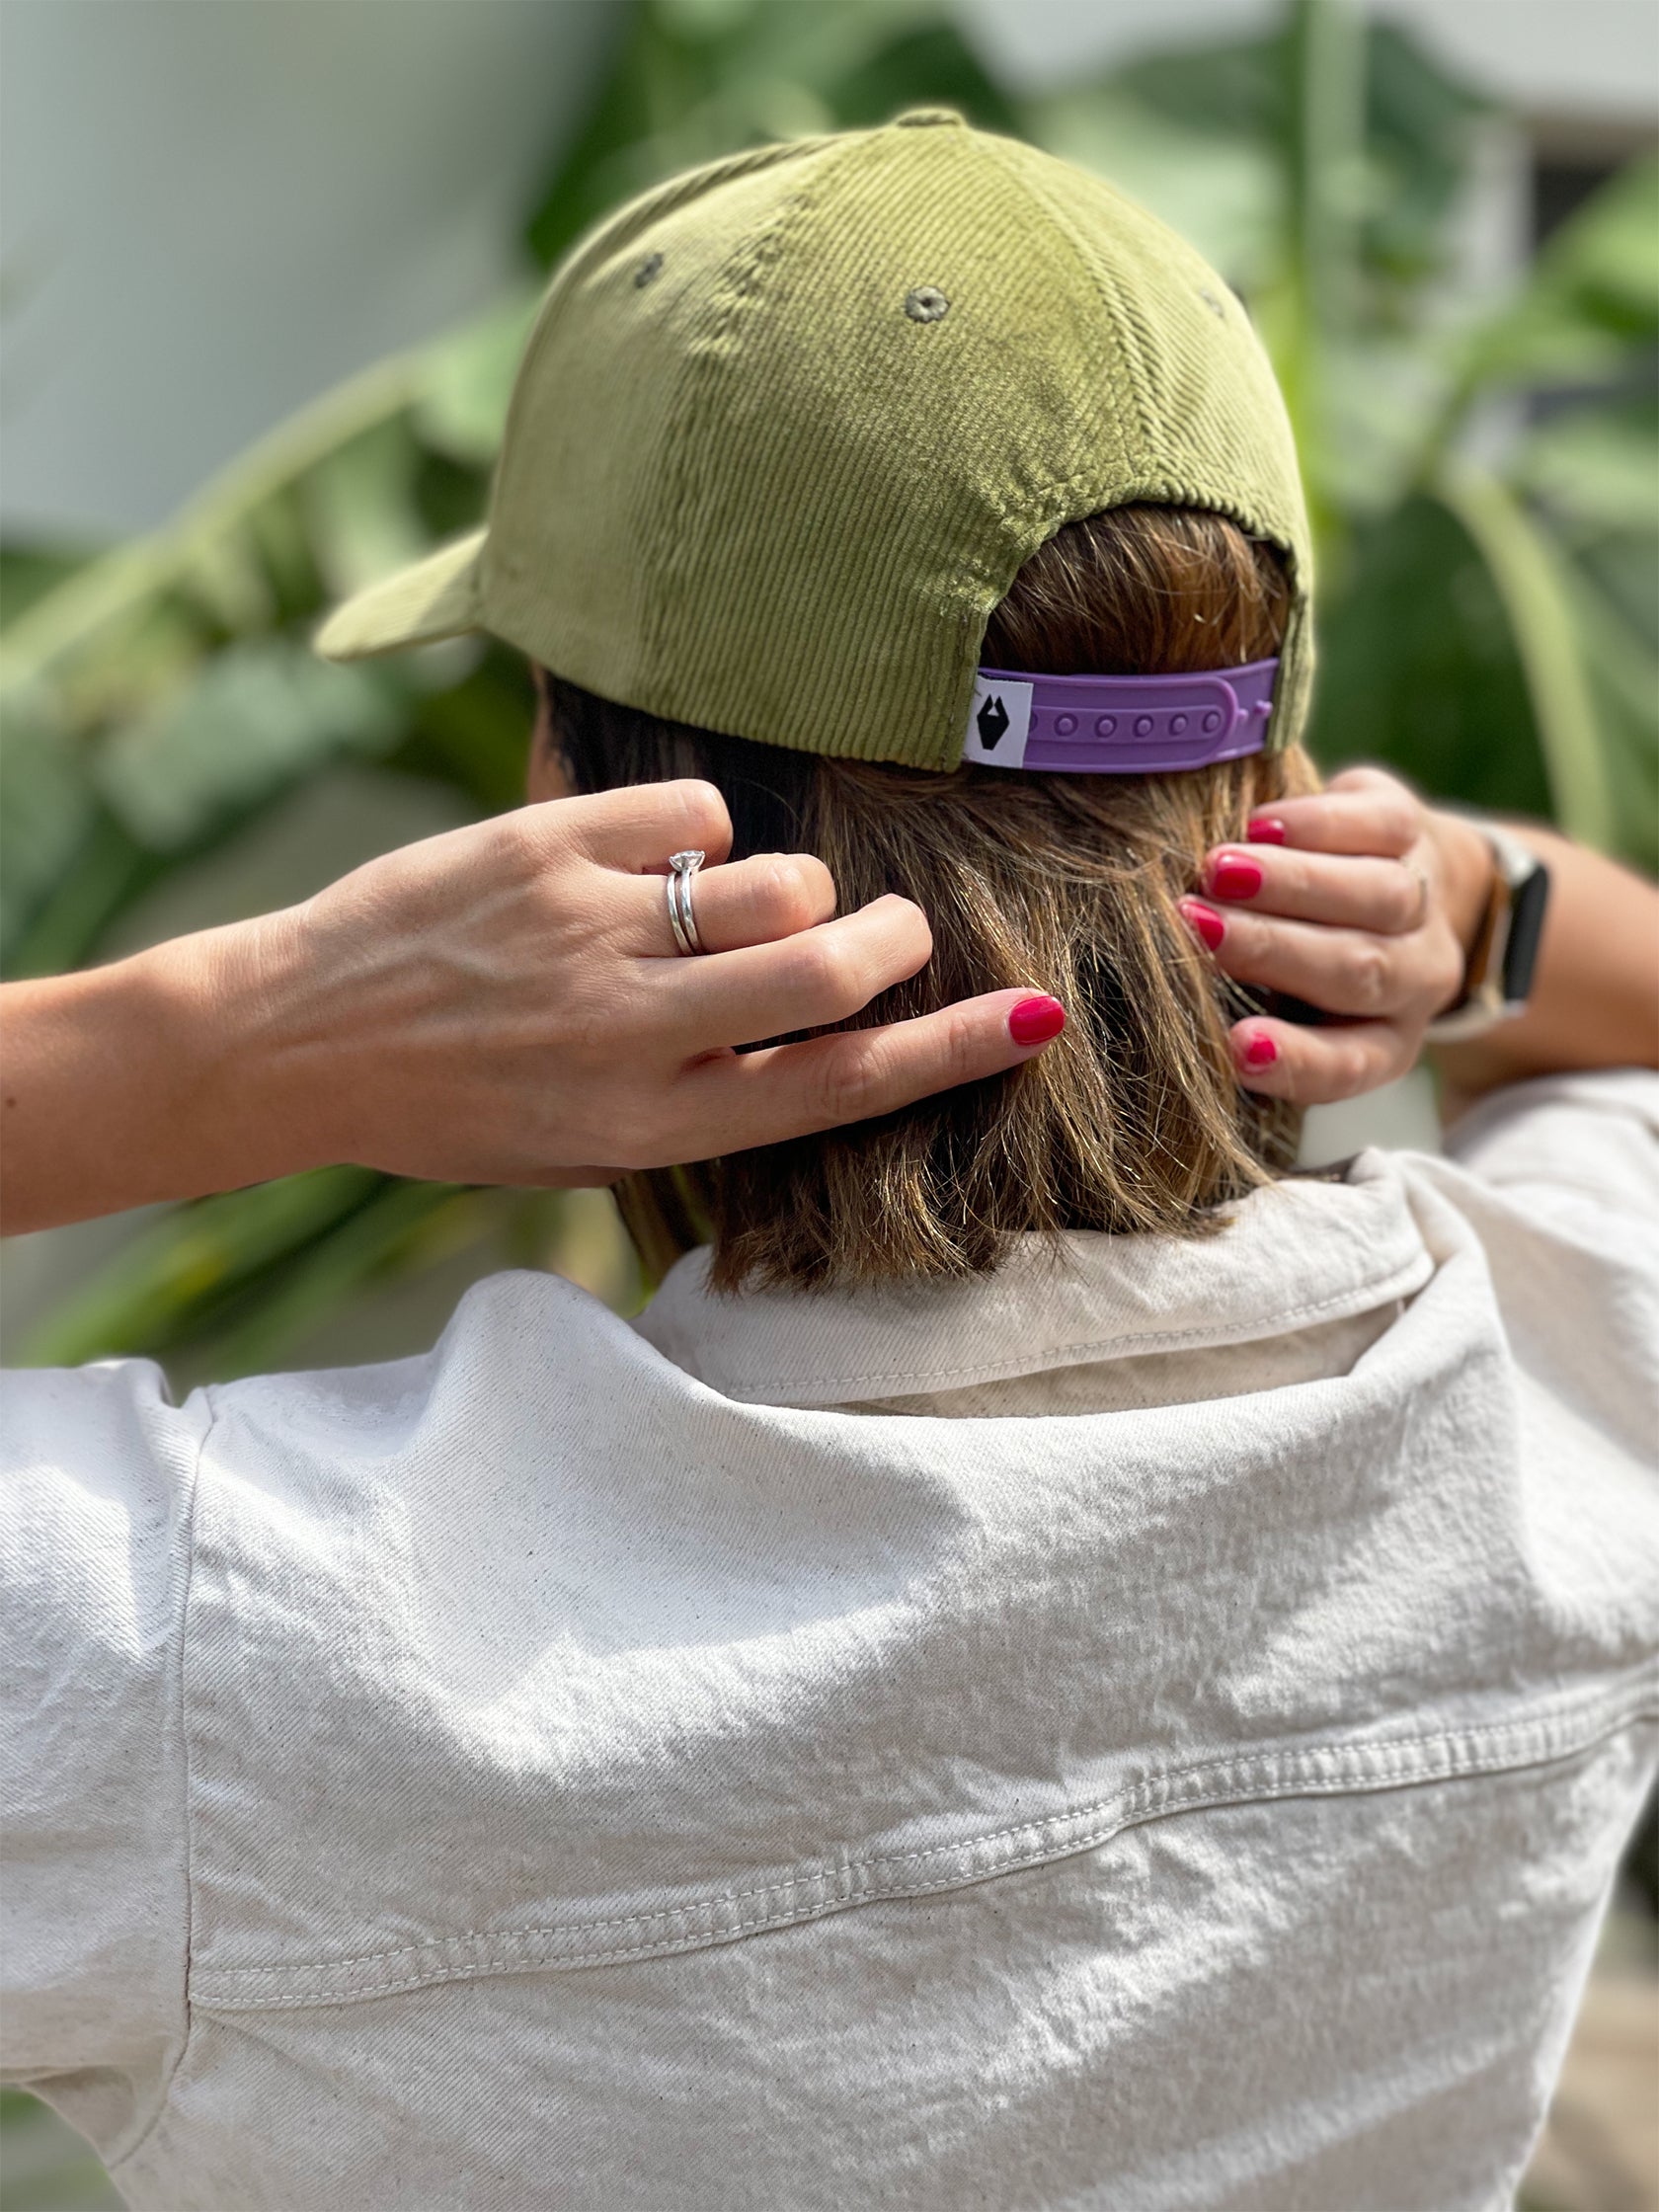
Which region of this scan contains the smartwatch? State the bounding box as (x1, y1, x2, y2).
(1426, 820, 1550, 1044)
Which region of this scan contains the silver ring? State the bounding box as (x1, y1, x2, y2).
(666, 848, 706, 956)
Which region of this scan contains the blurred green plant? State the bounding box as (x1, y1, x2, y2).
(0, 2086, 122, 2211)
(2, 0, 1654, 1383)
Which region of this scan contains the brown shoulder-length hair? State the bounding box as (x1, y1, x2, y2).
(541, 505, 1316, 1292)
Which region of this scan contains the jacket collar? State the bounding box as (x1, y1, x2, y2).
(632, 1151, 1433, 1407)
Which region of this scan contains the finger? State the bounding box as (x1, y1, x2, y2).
(1242, 773, 1420, 859)
(628, 850, 836, 957)
(555, 779, 735, 871)
(1226, 1016, 1411, 1105)
(1201, 845, 1428, 935)
(664, 893, 936, 1047)
(1178, 900, 1414, 1018)
(665, 988, 1066, 1156)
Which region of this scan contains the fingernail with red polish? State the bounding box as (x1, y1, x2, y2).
(1009, 995, 1066, 1048)
(1179, 898, 1225, 952)
(1246, 817, 1287, 845)
(1210, 851, 1264, 901)
(1238, 1030, 1278, 1069)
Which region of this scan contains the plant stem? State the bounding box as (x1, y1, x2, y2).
(1433, 457, 1617, 851)
(1281, 0, 1365, 566)
(0, 349, 430, 693)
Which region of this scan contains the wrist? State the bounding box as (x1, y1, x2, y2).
(129, 912, 332, 1192)
(1430, 811, 1497, 983)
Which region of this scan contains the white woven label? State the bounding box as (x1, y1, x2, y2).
(963, 675, 1032, 767)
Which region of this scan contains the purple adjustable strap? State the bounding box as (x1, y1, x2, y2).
(962, 658, 1280, 773)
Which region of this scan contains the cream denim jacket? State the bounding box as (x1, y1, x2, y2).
(5, 1072, 1657, 2212)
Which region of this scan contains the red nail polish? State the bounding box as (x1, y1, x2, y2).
(1211, 852, 1264, 901)
(1240, 1031, 1278, 1069)
(1008, 994, 1066, 1047)
(1180, 898, 1225, 951)
(1246, 817, 1287, 845)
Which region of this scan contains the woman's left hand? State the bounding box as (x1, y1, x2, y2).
(1178, 765, 1494, 1104)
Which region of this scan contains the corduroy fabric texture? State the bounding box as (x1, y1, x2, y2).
(316, 112, 1313, 772)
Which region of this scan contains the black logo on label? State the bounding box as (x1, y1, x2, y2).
(976, 693, 1010, 749)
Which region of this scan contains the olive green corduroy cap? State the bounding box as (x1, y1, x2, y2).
(316, 110, 1312, 770)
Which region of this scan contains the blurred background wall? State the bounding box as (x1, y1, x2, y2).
(4, 0, 1654, 541)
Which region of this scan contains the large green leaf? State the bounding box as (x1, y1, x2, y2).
(412, 291, 541, 466)
(1561, 559, 1659, 872)
(3, 810, 160, 982)
(304, 420, 432, 603)
(1539, 153, 1659, 334)
(1513, 394, 1659, 537)
(1028, 85, 1276, 289)
(0, 542, 107, 631)
(1448, 157, 1659, 407)
(1097, 30, 1284, 142)
(1574, 524, 1659, 655)
(520, 0, 1009, 270)
(818, 18, 1019, 133)
(18, 1168, 386, 1368)
(0, 344, 431, 699)
(92, 641, 406, 854)
(0, 689, 96, 948)
(1359, 22, 1489, 294)
(1309, 491, 1554, 820)
(394, 642, 539, 816)
(186, 1177, 475, 1381)
(1086, 14, 1485, 302)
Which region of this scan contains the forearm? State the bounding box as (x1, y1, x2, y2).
(0, 922, 316, 1236)
(1432, 818, 1659, 1107)
(1, 789, 1065, 1237)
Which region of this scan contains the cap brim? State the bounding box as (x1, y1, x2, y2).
(313, 528, 487, 662)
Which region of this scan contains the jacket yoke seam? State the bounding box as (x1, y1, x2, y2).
(194, 1672, 1659, 2010)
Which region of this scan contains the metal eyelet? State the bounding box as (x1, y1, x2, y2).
(634, 252, 665, 289)
(904, 286, 950, 324)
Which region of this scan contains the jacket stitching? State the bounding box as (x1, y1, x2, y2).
(108, 1387, 216, 2171)
(196, 1674, 1658, 2008)
(695, 1250, 1430, 1401)
(209, 1687, 1624, 1976)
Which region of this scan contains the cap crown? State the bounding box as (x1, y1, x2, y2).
(449, 115, 1311, 767)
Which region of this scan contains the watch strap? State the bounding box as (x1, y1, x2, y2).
(1426, 820, 1549, 1044)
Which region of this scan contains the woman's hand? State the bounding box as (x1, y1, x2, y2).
(1179, 765, 1493, 1103)
(0, 780, 1065, 1236)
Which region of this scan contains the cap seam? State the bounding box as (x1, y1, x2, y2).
(486, 134, 840, 589)
(979, 135, 1166, 482)
(642, 130, 882, 698)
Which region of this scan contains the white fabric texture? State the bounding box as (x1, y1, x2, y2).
(3, 1070, 1656, 2212)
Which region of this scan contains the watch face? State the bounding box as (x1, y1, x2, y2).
(1504, 861, 1550, 1007)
